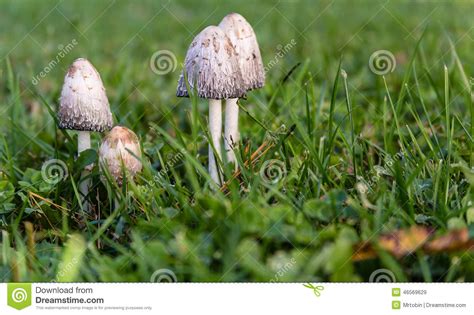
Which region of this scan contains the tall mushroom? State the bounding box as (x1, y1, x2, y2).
(99, 126, 142, 208)
(218, 13, 265, 165)
(176, 25, 244, 185)
(58, 58, 113, 211)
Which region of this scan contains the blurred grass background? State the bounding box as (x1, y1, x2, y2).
(0, 0, 473, 282)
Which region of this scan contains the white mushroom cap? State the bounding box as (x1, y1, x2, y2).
(176, 25, 245, 99)
(99, 126, 142, 186)
(219, 13, 265, 91)
(58, 58, 113, 132)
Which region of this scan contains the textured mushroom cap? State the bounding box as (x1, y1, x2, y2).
(58, 58, 113, 132)
(219, 13, 265, 91)
(99, 126, 142, 186)
(176, 25, 245, 99)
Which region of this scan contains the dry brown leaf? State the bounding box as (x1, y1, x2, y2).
(378, 226, 434, 258)
(352, 226, 474, 261)
(425, 229, 474, 253)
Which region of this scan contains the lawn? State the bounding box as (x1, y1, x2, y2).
(0, 0, 473, 282)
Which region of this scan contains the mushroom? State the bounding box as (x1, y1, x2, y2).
(219, 13, 265, 165)
(99, 126, 142, 208)
(176, 25, 244, 185)
(58, 58, 113, 211)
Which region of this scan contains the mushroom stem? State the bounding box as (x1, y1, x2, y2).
(78, 131, 91, 153)
(224, 98, 239, 168)
(78, 131, 91, 212)
(208, 99, 222, 185)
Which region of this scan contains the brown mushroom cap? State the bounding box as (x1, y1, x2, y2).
(99, 126, 142, 186)
(58, 58, 113, 132)
(219, 13, 265, 91)
(176, 25, 245, 99)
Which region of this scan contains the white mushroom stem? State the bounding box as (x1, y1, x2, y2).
(78, 131, 91, 154)
(224, 98, 239, 167)
(208, 99, 222, 185)
(78, 131, 91, 212)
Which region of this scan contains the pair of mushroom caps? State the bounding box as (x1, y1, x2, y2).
(176, 13, 265, 185)
(58, 58, 142, 196)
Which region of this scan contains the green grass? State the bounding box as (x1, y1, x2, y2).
(0, 0, 473, 282)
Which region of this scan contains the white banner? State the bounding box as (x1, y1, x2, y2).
(0, 283, 472, 314)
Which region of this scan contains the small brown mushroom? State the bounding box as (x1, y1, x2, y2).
(99, 126, 142, 187)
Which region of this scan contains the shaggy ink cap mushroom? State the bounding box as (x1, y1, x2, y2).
(176, 25, 245, 99)
(218, 12, 265, 91)
(217, 13, 265, 166)
(58, 58, 113, 132)
(58, 58, 113, 212)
